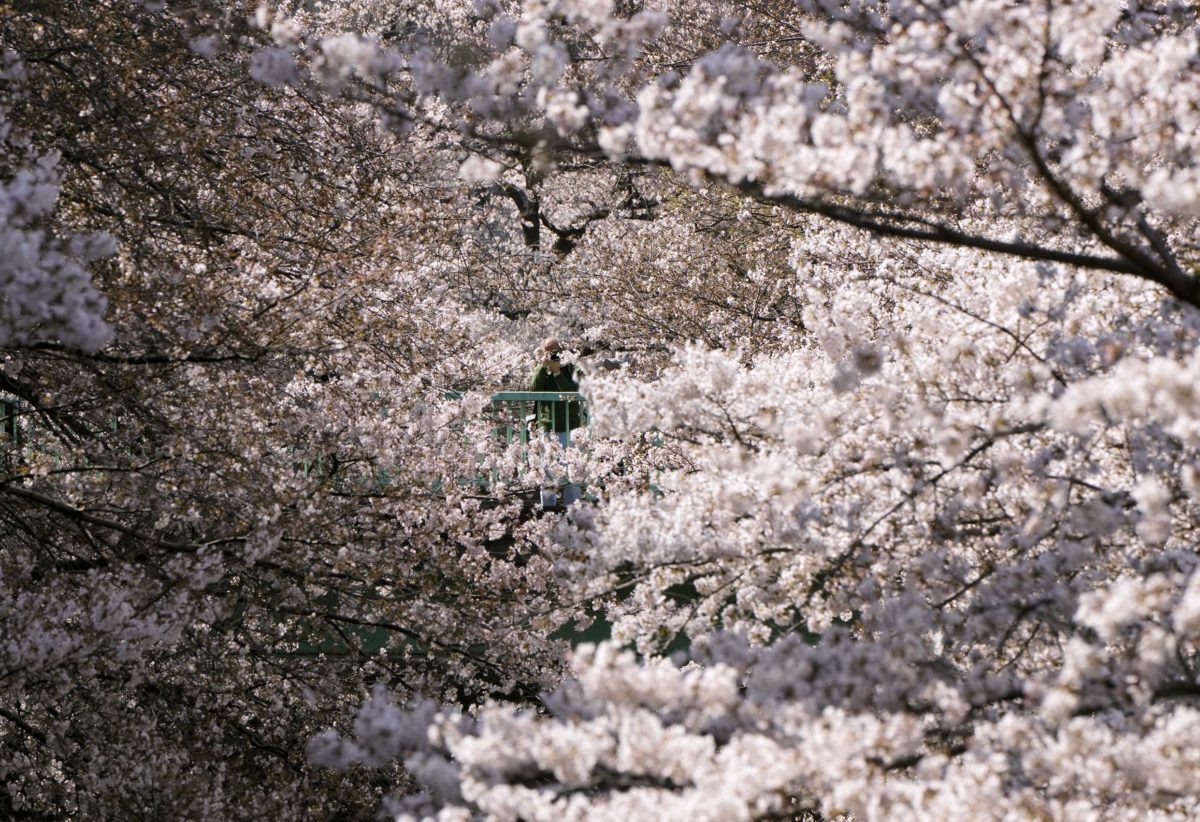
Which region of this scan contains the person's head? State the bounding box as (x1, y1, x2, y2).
(540, 337, 563, 363)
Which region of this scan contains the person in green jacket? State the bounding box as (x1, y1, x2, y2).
(529, 337, 586, 441)
(529, 337, 585, 508)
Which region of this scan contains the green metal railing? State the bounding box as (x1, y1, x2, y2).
(485, 391, 588, 446)
(1, 397, 69, 470)
(427, 391, 589, 496)
(1, 398, 18, 445)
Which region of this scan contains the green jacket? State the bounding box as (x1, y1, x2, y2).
(529, 363, 586, 433)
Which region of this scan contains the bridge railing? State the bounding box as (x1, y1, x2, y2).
(1, 397, 70, 470)
(484, 390, 588, 446)
(1, 398, 18, 445)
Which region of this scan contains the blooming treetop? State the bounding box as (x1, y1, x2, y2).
(269, 0, 1199, 302)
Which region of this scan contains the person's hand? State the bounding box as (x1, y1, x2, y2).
(542, 348, 563, 374)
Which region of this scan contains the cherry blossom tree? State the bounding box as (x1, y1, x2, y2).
(286, 0, 1200, 819)
(1, 2, 584, 816)
(4, 0, 1200, 818)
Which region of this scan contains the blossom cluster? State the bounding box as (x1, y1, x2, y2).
(1, 54, 113, 351)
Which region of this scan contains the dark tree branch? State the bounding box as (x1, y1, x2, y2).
(496, 182, 542, 249)
(461, 128, 1200, 309)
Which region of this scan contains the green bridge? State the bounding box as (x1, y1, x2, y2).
(457, 390, 588, 446)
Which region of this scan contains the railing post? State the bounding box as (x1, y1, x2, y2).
(1, 398, 17, 445)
